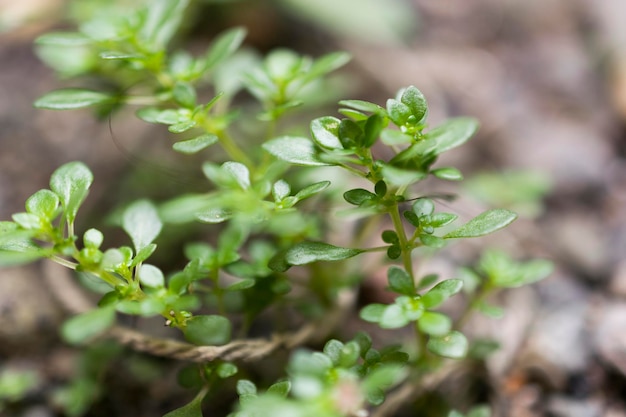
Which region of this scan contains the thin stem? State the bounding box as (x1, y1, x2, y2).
(389, 205, 414, 279)
(339, 163, 367, 178)
(217, 131, 254, 168)
(50, 255, 78, 270)
(456, 282, 493, 329)
(362, 245, 391, 253)
(67, 221, 75, 241)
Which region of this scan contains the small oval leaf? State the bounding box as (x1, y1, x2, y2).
(34, 89, 113, 110)
(426, 331, 468, 359)
(184, 315, 231, 346)
(263, 136, 331, 166)
(269, 241, 363, 272)
(61, 307, 115, 345)
(50, 161, 93, 224)
(123, 200, 163, 252)
(139, 264, 165, 288)
(311, 116, 343, 150)
(172, 134, 218, 154)
(444, 209, 517, 239)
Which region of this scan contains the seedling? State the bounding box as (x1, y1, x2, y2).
(0, 1, 551, 416)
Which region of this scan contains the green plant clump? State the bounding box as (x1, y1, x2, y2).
(0, 1, 552, 416)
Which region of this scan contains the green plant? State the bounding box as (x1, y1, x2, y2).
(0, 368, 39, 412)
(0, 1, 552, 416)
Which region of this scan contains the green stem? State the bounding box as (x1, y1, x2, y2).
(362, 245, 391, 253)
(456, 282, 494, 329)
(339, 163, 367, 178)
(50, 255, 78, 270)
(389, 205, 414, 280)
(217, 131, 254, 168)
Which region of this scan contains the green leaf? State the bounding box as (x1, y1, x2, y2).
(362, 114, 385, 148)
(338, 119, 362, 148)
(25, 189, 59, 219)
(184, 315, 231, 346)
(83, 228, 103, 249)
(138, 264, 165, 288)
(386, 99, 411, 126)
(173, 82, 197, 108)
(416, 274, 439, 291)
(387, 245, 401, 259)
(444, 209, 517, 239)
(323, 339, 344, 364)
(413, 198, 435, 217)
(131, 244, 157, 266)
(362, 364, 407, 400)
(34, 89, 113, 110)
(338, 99, 386, 115)
(237, 380, 257, 396)
(225, 278, 255, 291)
(0, 228, 44, 266)
(387, 266, 415, 296)
(294, 181, 330, 200)
(222, 162, 250, 190)
(272, 180, 291, 201)
(432, 167, 463, 181)
(381, 129, 413, 145)
(426, 117, 479, 155)
(61, 306, 115, 344)
(196, 208, 232, 224)
(216, 362, 238, 379)
(168, 120, 197, 133)
(429, 213, 458, 228)
(400, 86, 427, 123)
(381, 230, 398, 244)
(310, 116, 343, 150)
(305, 51, 351, 81)
(12, 213, 42, 230)
(137, 107, 179, 124)
(380, 304, 410, 328)
(277, 0, 415, 44)
(263, 136, 331, 166)
(360, 304, 386, 323)
(338, 341, 361, 367)
(374, 180, 387, 197)
(467, 405, 491, 417)
(35, 32, 92, 46)
(203, 27, 247, 71)
(268, 241, 363, 272)
(122, 200, 163, 253)
(267, 380, 291, 397)
(419, 234, 445, 248)
(0, 250, 44, 266)
(139, 0, 190, 50)
(172, 134, 218, 154)
(426, 331, 468, 359)
(418, 311, 452, 336)
(163, 388, 206, 417)
(99, 51, 142, 60)
(50, 161, 93, 224)
(343, 189, 377, 206)
(421, 279, 463, 309)
(479, 250, 553, 288)
(379, 163, 427, 188)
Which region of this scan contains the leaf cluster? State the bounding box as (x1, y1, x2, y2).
(0, 1, 555, 416)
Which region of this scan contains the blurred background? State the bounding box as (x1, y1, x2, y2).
(1, 0, 625, 416)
